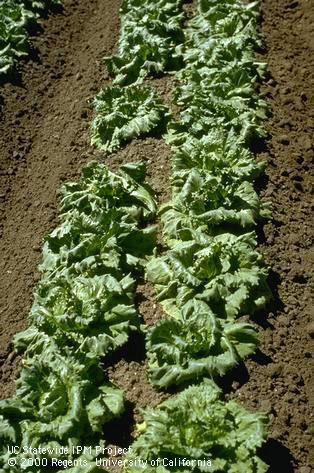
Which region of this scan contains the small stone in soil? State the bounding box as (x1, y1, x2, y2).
(306, 322, 314, 338)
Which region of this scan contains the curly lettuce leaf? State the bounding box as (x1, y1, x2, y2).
(0, 0, 61, 74)
(91, 86, 169, 152)
(104, 0, 185, 85)
(0, 353, 124, 472)
(14, 273, 140, 360)
(125, 379, 268, 472)
(147, 299, 258, 388)
(146, 232, 271, 320)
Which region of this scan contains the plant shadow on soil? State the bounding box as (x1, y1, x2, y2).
(100, 332, 147, 446)
(251, 267, 284, 329)
(252, 133, 285, 328)
(259, 438, 295, 473)
(104, 400, 135, 447)
(218, 362, 250, 393)
(0, 69, 24, 89)
(0, 52, 41, 93)
(102, 332, 146, 368)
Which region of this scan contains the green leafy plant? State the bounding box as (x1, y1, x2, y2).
(104, 0, 185, 85)
(39, 161, 157, 278)
(124, 380, 268, 472)
(169, 130, 266, 179)
(0, 0, 61, 74)
(147, 232, 271, 320)
(0, 353, 121, 472)
(147, 299, 258, 388)
(160, 168, 270, 242)
(14, 273, 139, 360)
(0, 162, 157, 472)
(14, 162, 157, 363)
(91, 86, 169, 152)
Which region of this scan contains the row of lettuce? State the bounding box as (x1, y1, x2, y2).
(92, 0, 271, 471)
(0, 0, 61, 74)
(145, 0, 272, 390)
(0, 0, 271, 471)
(0, 162, 159, 471)
(0, 0, 173, 471)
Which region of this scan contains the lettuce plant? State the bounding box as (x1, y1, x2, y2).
(0, 0, 61, 74)
(160, 168, 270, 241)
(124, 380, 268, 472)
(40, 161, 157, 278)
(91, 86, 169, 152)
(104, 0, 185, 85)
(14, 273, 139, 360)
(0, 353, 121, 472)
(14, 162, 158, 363)
(147, 299, 258, 388)
(0, 162, 157, 472)
(170, 129, 265, 172)
(147, 232, 270, 320)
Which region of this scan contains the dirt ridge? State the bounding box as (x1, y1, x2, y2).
(227, 1, 314, 472)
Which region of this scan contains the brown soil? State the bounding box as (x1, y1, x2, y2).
(226, 1, 314, 472)
(0, 0, 313, 473)
(0, 0, 121, 399)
